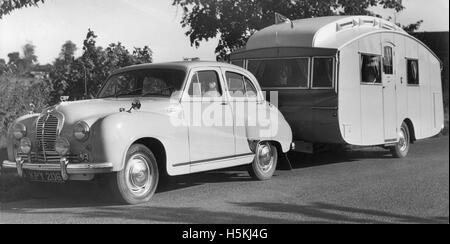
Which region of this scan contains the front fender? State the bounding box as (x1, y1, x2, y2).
(6, 113, 40, 161)
(89, 110, 189, 173)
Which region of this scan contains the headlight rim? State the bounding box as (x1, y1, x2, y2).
(12, 122, 27, 140)
(73, 121, 90, 141)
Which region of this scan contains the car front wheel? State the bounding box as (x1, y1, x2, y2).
(110, 144, 159, 204)
(247, 142, 278, 181)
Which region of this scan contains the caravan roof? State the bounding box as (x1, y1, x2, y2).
(245, 15, 407, 50)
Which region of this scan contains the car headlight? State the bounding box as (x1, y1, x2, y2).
(73, 121, 90, 141)
(12, 122, 27, 140)
(55, 137, 70, 156)
(19, 137, 32, 154)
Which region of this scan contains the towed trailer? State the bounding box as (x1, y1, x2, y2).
(230, 15, 444, 157)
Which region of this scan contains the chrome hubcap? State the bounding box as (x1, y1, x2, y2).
(398, 128, 408, 152)
(256, 143, 274, 172)
(125, 154, 152, 197)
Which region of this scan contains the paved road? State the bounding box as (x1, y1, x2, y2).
(0, 136, 448, 224)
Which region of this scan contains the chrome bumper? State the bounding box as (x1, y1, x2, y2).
(1, 158, 113, 180)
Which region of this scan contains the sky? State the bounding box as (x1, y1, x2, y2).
(0, 0, 448, 64)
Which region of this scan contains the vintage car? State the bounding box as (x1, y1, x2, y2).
(1, 61, 292, 204)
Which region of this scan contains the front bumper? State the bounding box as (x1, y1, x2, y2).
(1, 158, 113, 180)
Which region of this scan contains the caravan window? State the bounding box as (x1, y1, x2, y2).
(312, 57, 334, 88)
(383, 46, 394, 75)
(361, 54, 382, 84)
(247, 58, 309, 88)
(231, 60, 244, 68)
(407, 59, 419, 85)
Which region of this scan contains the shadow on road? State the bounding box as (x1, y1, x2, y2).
(2, 200, 447, 224)
(231, 202, 449, 224)
(1, 146, 398, 208)
(287, 146, 392, 170)
(0, 170, 254, 208)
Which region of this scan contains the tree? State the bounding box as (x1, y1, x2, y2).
(59, 40, 77, 61)
(402, 20, 424, 33)
(22, 42, 37, 70)
(0, 0, 45, 18)
(0, 58, 6, 75)
(172, 0, 406, 60)
(5, 43, 37, 73)
(49, 29, 153, 103)
(7, 52, 20, 65)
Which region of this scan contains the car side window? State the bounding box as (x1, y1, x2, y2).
(188, 70, 222, 98)
(226, 71, 257, 98)
(244, 77, 257, 98)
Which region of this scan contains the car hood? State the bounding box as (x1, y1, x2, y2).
(50, 97, 175, 125)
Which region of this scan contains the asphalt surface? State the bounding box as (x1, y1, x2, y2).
(0, 136, 448, 224)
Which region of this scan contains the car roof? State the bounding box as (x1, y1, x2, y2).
(111, 61, 245, 75)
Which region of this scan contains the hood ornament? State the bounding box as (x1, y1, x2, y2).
(60, 96, 69, 102)
(126, 99, 141, 113)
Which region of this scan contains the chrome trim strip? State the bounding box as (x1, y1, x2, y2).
(1, 160, 113, 174)
(2, 160, 16, 169)
(311, 106, 338, 110)
(173, 153, 255, 167)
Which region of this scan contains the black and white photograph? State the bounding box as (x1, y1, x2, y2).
(0, 0, 448, 228)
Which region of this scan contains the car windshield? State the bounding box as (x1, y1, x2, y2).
(97, 68, 186, 98)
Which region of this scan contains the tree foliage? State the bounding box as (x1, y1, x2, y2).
(172, 0, 406, 60)
(0, 30, 153, 146)
(0, 0, 45, 18)
(4, 42, 37, 74)
(49, 29, 153, 103)
(402, 20, 424, 33)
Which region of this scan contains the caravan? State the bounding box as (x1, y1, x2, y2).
(230, 16, 444, 157)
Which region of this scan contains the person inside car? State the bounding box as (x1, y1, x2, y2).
(203, 80, 221, 97)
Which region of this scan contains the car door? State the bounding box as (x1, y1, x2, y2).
(180, 67, 235, 164)
(221, 68, 263, 156)
(382, 43, 398, 142)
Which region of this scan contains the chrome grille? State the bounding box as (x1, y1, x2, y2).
(36, 114, 59, 153)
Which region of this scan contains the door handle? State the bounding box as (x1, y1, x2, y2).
(220, 102, 228, 105)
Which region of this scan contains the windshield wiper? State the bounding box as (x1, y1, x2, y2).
(115, 88, 143, 97)
(142, 87, 174, 97)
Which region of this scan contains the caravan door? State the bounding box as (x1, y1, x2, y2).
(382, 43, 398, 142)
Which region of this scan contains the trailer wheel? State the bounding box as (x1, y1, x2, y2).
(390, 122, 410, 158)
(247, 142, 278, 180)
(109, 144, 159, 204)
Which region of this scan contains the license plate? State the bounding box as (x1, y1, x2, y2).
(24, 170, 65, 183)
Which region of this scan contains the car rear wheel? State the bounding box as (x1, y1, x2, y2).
(390, 122, 410, 158)
(247, 142, 278, 181)
(109, 144, 159, 204)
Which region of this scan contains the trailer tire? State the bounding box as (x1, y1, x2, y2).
(390, 122, 410, 158)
